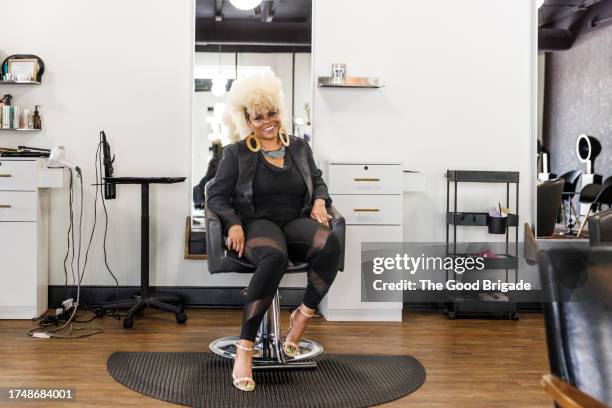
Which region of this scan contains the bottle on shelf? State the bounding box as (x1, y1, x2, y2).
(33, 105, 41, 129)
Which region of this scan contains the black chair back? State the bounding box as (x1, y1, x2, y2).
(560, 170, 582, 197)
(539, 247, 612, 405)
(537, 178, 564, 237)
(593, 180, 612, 208)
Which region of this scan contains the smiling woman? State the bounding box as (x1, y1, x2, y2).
(204, 69, 340, 392)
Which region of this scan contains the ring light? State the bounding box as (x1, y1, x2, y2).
(576, 134, 601, 174)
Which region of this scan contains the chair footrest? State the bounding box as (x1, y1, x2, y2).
(252, 360, 318, 371)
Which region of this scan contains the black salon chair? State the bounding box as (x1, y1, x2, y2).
(587, 209, 612, 244)
(559, 170, 582, 233)
(539, 247, 612, 407)
(577, 179, 612, 238)
(537, 178, 564, 237)
(204, 187, 346, 370)
(579, 175, 612, 206)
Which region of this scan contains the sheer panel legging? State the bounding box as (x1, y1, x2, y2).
(239, 217, 342, 341)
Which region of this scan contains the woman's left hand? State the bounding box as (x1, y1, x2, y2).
(310, 198, 331, 227)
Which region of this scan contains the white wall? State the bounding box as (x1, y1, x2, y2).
(312, 0, 535, 243)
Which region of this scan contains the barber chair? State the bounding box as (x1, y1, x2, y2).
(559, 170, 582, 233)
(204, 192, 345, 370)
(537, 178, 564, 237)
(539, 247, 612, 407)
(579, 175, 611, 207)
(577, 180, 612, 238)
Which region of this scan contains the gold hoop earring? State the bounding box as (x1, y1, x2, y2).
(278, 128, 290, 147)
(245, 133, 260, 153)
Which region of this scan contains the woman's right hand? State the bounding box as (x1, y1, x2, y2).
(227, 225, 245, 257)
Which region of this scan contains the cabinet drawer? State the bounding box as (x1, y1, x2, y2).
(0, 192, 37, 221)
(0, 222, 37, 310)
(329, 164, 402, 195)
(332, 194, 401, 225)
(0, 160, 37, 191)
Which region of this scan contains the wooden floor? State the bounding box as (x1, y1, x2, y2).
(0, 309, 550, 407)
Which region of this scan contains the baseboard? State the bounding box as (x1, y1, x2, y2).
(48, 286, 543, 312)
(403, 301, 543, 312)
(48, 286, 306, 308)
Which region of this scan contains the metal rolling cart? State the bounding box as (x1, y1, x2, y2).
(445, 170, 520, 320)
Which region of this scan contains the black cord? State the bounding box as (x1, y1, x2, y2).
(95, 133, 122, 319)
(81, 144, 100, 284)
(62, 171, 73, 300)
(69, 170, 77, 297)
(76, 171, 83, 286)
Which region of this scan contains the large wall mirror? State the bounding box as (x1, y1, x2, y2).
(536, 1, 612, 242)
(191, 0, 313, 226)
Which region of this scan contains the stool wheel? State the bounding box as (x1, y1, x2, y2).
(176, 312, 188, 324)
(94, 307, 105, 317)
(123, 317, 134, 329)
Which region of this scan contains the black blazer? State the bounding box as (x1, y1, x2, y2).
(206, 135, 332, 232)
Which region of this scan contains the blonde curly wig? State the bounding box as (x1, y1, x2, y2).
(224, 70, 287, 142)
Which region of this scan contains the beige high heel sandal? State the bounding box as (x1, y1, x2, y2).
(232, 343, 256, 392)
(283, 305, 315, 357)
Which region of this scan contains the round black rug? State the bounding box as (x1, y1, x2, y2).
(107, 352, 426, 408)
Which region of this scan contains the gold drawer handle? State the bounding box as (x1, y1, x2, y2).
(0, 204, 11, 209)
(354, 177, 380, 182)
(353, 208, 380, 212)
(0, 174, 12, 177)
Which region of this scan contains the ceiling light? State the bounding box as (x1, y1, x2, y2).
(229, 0, 263, 11)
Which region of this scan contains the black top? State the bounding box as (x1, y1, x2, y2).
(248, 152, 307, 225)
(206, 135, 332, 234)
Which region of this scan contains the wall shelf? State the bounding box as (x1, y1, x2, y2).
(446, 212, 518, 227)
(317, 76, 383, 88)
(0, 80, 41, 85)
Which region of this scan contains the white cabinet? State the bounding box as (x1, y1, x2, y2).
(320, 162, 403, 322)
(0, 158, 64, 319)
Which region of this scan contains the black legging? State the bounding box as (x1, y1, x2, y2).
(239, 217, 342, 341)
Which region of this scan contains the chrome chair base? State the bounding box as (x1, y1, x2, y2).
(209, 335, 323, 369)
(208, 290, 323, 370)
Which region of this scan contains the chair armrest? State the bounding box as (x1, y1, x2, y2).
(204, 205, 226, 274)
(541, 374, 608, 408)
(328, 205, 346, 272)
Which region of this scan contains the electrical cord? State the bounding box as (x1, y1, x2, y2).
(62, 170, 73, 300)
(94, 133, 122, 319)
(28, 132, 125, 338)
(28, 169, 103, 339)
